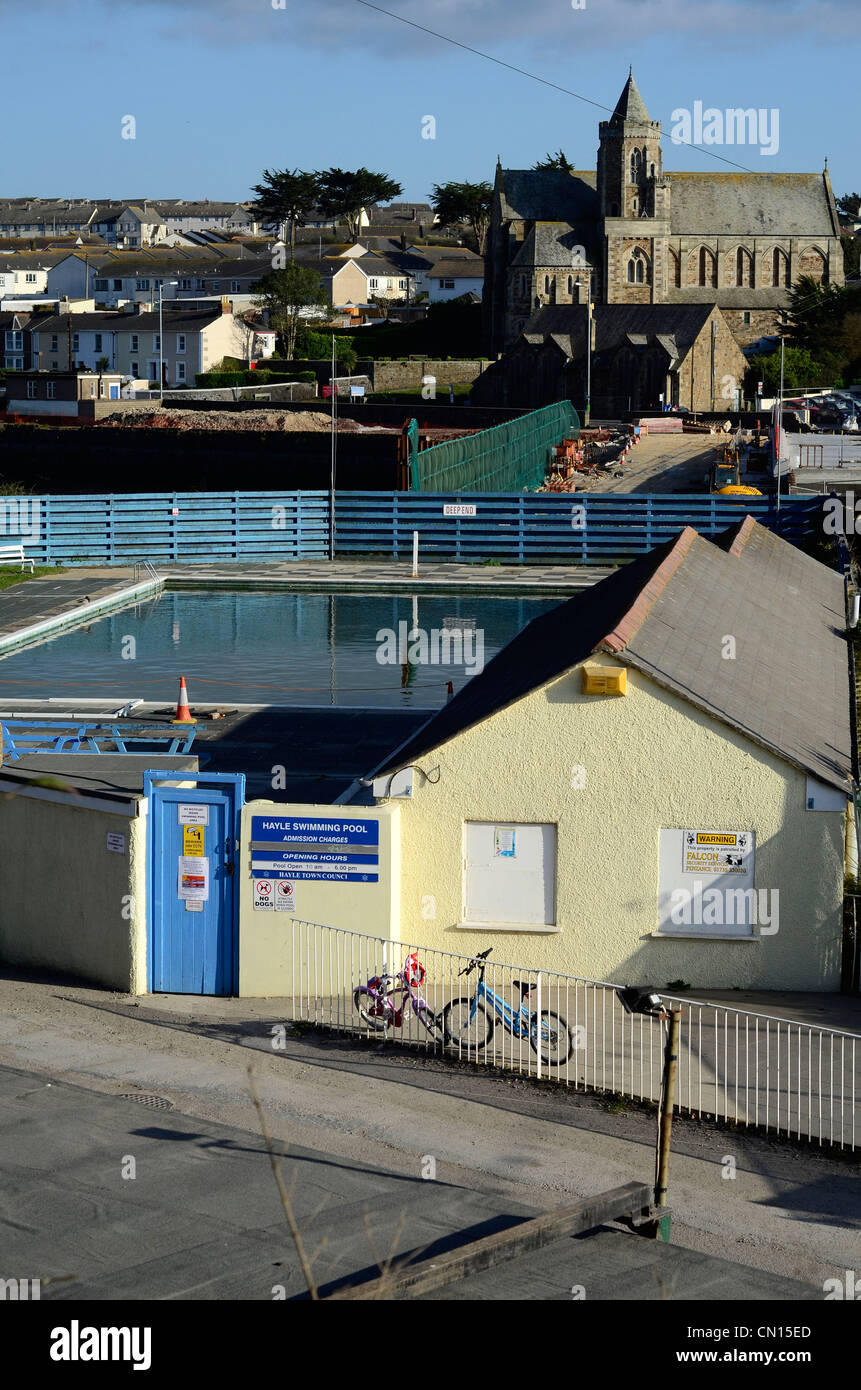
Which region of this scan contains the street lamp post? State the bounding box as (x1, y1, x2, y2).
(158, 280, 179, 399)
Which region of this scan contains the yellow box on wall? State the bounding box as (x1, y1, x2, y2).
(582, 665, 627, 696)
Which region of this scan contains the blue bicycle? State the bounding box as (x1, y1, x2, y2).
(442, 948, 573, 1065)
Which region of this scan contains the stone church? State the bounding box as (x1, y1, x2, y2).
(482, 69, 844, 400)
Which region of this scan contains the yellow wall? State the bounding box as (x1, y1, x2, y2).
(390, 659, 845, 990)
(0, 792, 145, 992)
(238, 801, 401, 996)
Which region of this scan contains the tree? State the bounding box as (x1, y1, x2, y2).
(249, 168, 319, 257)
(842, 233, 861, 282)
(533, 150, 575, 172)
(837, 192, 861, 220)
(253, 264, 328, 360)
(295, 327, 357, 371)
(745, 345, 835, 395)
(429, 181, 493, 254)
(315, 168, 403, 242)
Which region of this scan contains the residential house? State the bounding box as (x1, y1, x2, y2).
(1, 311, 32, 370)
(27, 305, 255, 386)
(4, 369, 126, 416)
(90, 204, 167, 247)
(0, 258, 50, 297)
(152, 201, 258, 237)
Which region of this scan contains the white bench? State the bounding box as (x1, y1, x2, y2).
(0, 544, 34, 574)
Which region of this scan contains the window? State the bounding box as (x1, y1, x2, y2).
(544, 275, 550, 293)
(94, 334, 103, 352)
(5, 330, 23, 351)
(72, 334, 79, 352)
(772, 248, 788, 287)
(25, 273, 37, 284)
(177, 363, 186, 381)
(567, 275, 573, 294)
(369, 278, 379, 289)
(632, 198, 638, 213)
(180, 278, 192, 290)
(230, 280, 241, 291)
(7, 357, 23, 370)
(130, 334, 139, 351)
(113, 279, 122, 291)
(650, 163, 655, 177)
(136, 279, 150, 291)
(630, 150, 640, 181)
(89, 382, 96, 397)
(736, 247, 753, 288)
(176, 335, 186, 353)
(154, 334, 160, 351)
(743, 311, 751, 325)
(636, 258, 644, 283)
(398, 279, 407, 290)
(26, 380, 37, 398)
(462, 822, 557, 927)
(698, 247, 716, 288)
(51, 361, 58, 369)
(47, 382, 56, 399)
(627, 259, 636, 283)
(131, 361, 139, 377)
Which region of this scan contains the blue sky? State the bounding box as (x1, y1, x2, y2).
(3, 0, 859, 203)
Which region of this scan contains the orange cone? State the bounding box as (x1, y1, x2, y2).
(172, 676, 194, 724)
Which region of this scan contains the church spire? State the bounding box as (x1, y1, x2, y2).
(610, 68, 651, 124)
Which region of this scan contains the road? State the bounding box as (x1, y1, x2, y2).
(0, 971, 857, 1295)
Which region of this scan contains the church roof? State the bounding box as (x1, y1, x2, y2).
(666, 172, 838, 238)
(610, 69, 652, 124)
(497, 169, 597, 225)
(511, 221, 599, 269)
(521, 302, 716, 359)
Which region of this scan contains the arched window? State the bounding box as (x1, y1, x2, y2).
(627, 259, 636, 283)
(772, 248, 788, 287)
(699, 247, 716, 288)
(632, 198, 638, 213)
(544, 275, 550, 293)
(567, 275, 573, 294)
(636, 258, 644, 283)
(736, 247, 753, 288)
(650, 163, 655, 178)
(669, 249, 681, 288)
(630, 149, 641, 182)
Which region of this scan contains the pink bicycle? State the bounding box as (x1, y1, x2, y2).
(353, 953, 443, 1039)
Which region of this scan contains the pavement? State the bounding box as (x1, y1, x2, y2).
(580, 431, 771, 495)
(0, 971, 857, 1298)
(0, 1060, 820, 1301)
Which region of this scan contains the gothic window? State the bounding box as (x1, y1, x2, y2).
(544, 275, 550, 293)
(636, 259, 644, 283)
(627, 259, 636, 283)
(772, 248, 789, 287)
(669, 249, 681, 288)
(699, 247, 717, 288)
(630, 149, 641, 182)
(632, 198, 638, 213)
(650, 163, 655, 178)
(736, 247, 752, 288)
(567, 275, 573, 294)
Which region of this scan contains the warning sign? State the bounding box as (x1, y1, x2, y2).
(178, 856, 209, 901)
(183, 825, 205, 857)
(274, 881, 295, 913)
(254, 879, 274, 911)
(682, 830, 751, 875)
(178, 804, 209, 826)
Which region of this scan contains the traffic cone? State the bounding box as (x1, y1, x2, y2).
(172, 676, 194, 724)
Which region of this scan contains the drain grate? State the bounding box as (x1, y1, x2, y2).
(118, 1093, 174, 1110)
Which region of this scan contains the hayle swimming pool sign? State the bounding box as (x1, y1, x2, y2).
(251, 815, 379, 882)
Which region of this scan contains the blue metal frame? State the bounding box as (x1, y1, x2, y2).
(1, 720, 200, 760)
(143, 770, 245, 995)
(471, 979, 535, 1039)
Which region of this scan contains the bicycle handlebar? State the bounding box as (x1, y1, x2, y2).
(459, 947, 493, 977)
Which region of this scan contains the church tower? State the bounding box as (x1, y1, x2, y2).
(597, 69, 670, 303)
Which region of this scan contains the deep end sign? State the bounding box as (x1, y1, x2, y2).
(250, 815, 380, 882)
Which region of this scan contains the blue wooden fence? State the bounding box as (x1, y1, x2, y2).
(334, 493, 822, 563)
(12, 491, 821, 566)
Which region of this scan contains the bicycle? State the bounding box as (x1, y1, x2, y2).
(353, 951, 443, 1040)
(441, 948, 573, 1065)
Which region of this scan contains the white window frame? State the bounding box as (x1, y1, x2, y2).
(176, 334, 186, 353)
(46, 381, 57, 399)
(26, 380, 37, 399)
(177, 362, 186, 381)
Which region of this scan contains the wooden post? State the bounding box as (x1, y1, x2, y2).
(653, 1007, 682, 1240)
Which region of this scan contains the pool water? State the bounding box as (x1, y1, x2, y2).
(3, 590, 563, 708)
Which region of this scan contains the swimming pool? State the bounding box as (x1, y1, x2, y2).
(2, 590, 562, 708)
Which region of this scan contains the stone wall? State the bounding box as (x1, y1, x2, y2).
(370, 358, 490, 391)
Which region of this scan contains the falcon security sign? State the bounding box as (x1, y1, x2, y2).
(251, 816, 379, 882)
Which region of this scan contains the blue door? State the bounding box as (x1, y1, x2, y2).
(145, 772, 244, 995)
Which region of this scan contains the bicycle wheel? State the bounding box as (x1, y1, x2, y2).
(442, 997, 494, 1053)
(411, 998, 445, 1040)
(529, 1011, 573, 1065)
(353, 986, 391, 1031)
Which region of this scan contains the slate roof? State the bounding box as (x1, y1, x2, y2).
(366, 518, 852, 793)
(497, 170, 599, 225)
(520, 303, 715, 360)
(609, 70, 653, 125)
(665, 172, 838, 238)
(29, 309, 224, 334)
(429, 260, 484, 279)
(512, 221, 601, 270)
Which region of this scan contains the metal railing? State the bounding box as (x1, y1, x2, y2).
(285, 919, 860, 1151)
